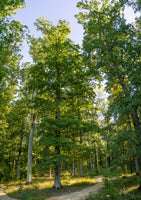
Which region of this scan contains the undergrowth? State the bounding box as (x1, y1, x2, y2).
(4, 175, 95, 200)
(3, 172, 141, 200)
(85, 173, 141, 200)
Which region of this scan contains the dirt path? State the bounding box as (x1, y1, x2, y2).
(46, 177, 103, 200)
(0, 187, 18, 200)
(46, 182, 103, 200)
(0, 177, 103, 200)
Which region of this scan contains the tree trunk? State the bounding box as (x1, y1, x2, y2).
(53, 83, 62, 189)
(17, 123, 24, 179)
(135, 156, 140, 176)
(94, 136, 99, 174)
(80, 131, 83, 177)
(131, 107, 141, 161)
(72, 134, 76, 176)
(73, 161, 76, 176)
(13, 149, 16, 178)
(105, 141, 108, 168)
(54, 164, 62, 189)
(49, 168, 52, 178)
(128, 115, 140, 175)
(54, 128, 62, 189)
(107, 141, 111, 167)
(119, 76, 141, 167)
(96, 144, 99, 174)
(129, 157, 133, 174)
(80, 158, 83, 177)
(26, 114, 36, 184)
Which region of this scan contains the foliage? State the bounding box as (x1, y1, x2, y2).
(0, 0, 27, 180)
(0, 0, 26, 17)
(76, 0, 141, 173)
(0, 0, 141, 195)
(86, 174, 141, 200)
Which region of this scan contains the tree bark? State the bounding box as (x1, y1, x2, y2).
(131, 106, 141, 152)
(94, 136, 99, 174)
(128, 115, 140, 175)
(53, 80, 62, 189)
(73, 161, 76, 176)
(80, 131, 83, 177)
(26, 114, 36, 184)
(54, 127, 62, 188)
(105, 141, 108, 168)
(135, 156, 140, 175)
(54, 163, 62, 189)
(17, 123, 24, 179)
(80, 158, 83, 177)
(96, 143, 99, 174)
(49, 167, 52, 178)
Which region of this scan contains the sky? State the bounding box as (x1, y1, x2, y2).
(13, 0, 137, 63)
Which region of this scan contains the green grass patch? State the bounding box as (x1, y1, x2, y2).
(85, 174, 141, 200)
(4, 175, 95, 200)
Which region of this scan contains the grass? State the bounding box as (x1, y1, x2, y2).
(85, 173, 141, 200)
(3, 172, 141, 200)
(4, 175, 95, 200)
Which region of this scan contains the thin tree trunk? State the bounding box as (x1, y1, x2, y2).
(17, 123, 24, 179)
(13, 149, 16, 177)
(135, 156, 140, 176)
(72, 134, 76, 176)
(49, 168, 52, 178)
(128, 115, 140, 175)
(26, 114, 36, 184)
(80, 159, 83, 177)
(105, 141, 108, 168)
(131, 107, 141, 157)
(73, 161, 76, 176)
(94, 136, 99, 174)
(96, 143, 99, 174)
(80, 131, 83, 177)
(107, 141, 111, 168)
(129, 157, 133, 174)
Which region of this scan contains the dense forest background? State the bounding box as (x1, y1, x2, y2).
(0, 0, 141, 190)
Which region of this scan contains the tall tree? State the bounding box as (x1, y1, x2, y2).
(76, 0, 141, 169)
(28, 18, 89, 188)
(0, 0, 26, 180)
(26, 112, 37, 184)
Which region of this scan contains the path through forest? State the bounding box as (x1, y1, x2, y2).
(47, 180, 103, 200)
(0, 177, 103, 200)
(0, 187, 18, 200)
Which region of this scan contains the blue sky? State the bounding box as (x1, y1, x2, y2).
(15, 0, 83, 43)
(14, 0, 137, 62)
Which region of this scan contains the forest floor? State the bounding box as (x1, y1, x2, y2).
(1, 175, 141, 200)
(46, 176, 103, 200)
(0, 187, 18, 200)
(0, 176, 103, 200)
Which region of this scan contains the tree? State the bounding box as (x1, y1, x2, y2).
(0, 0, 26, 180)
(119, 0, 141, 11)
(19, 63, 38, 184)
(76, 0, 141, 171)
(0, 0, 25, 17)
(27, 112, 37, 184)
(28, 18, 90, 188)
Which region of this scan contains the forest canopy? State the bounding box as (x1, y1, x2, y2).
(0, 0, 141, 192)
